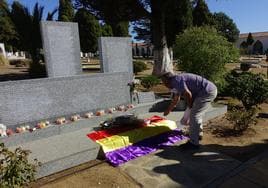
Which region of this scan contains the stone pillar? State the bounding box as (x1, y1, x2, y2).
(41, 21, 82, 78)
(98, 37, 133, 81)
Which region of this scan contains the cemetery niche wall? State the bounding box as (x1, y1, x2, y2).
(0, 21, 133, 129)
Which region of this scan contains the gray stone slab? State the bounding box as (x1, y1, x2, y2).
(41, 21, 82, 77)
(219, 175, 260, 188)
(9, 127, 100, 178)
(207, 148, 268, 188)
(98, 37, 133, 81)
(1, 125, 60, 147)
(238, 158, 268, 187)
(37, 147, 99, 178)
(0, 73, 130, 127)
(137, 92, 156, 103)
(120, 146, 241, 188)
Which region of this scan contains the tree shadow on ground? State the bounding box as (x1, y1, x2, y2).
(152, 140, 268, 187)
(149, 99, 186, 112)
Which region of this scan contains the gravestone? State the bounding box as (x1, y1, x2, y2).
(41, 21, 82, 78)
(98, 37, 133, 81)
(0, 43, 6, 58)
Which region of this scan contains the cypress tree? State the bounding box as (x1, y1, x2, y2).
(0, 0, 17, 50)
(246, 32, 254, 46)
(74, 8, 101, 53)
(58, 0, 74, 22)
(193, 0, 211, 26)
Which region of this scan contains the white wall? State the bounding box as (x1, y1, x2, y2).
(236, 36, 268, 54)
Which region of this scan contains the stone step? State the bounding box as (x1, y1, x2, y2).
(4, 102, 157, 178)
(9, 127, 100, 178)
(1, 101, 158, 147)
(5, 100, 227, 178)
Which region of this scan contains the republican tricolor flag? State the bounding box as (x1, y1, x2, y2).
(87, 116, 188, 166)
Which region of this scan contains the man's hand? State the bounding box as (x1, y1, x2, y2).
(164, 94, 180, 116)
(164, 110, 170, 116)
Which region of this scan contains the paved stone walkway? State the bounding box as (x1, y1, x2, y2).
(117, 112, 268, 188)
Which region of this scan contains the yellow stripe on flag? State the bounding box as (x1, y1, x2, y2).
(96, 120, 177, 153)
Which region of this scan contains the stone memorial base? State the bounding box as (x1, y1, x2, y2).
(3, 99, 227, 178)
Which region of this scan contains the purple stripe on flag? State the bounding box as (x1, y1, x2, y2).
(105, 129, 188, 166)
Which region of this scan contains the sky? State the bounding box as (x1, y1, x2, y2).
(6, 0, 268, 34)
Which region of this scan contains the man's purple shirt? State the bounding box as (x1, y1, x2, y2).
(170, 73, 217, 99)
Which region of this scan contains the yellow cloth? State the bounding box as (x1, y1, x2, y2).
(96, 120, 177, 153)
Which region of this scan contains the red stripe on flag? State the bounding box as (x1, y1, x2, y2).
(87, 116, 165, 141)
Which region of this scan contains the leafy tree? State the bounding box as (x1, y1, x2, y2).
(212, 12, 240, 43)
(240, 41, 248, 48)
(10, 2, 46, 78)
(133, 19, 151, 43)
(240, 41, 248, 54)
(133, 0, 192, 46)
(174, 26, 239, 90)
(75, 0, 193, 76)
(46, 8, 58, 21)
(113, 21, 129, 37)
(0, 0, 17, 50)
(100, 23, 113, 36)
(246, 32, 254, 55)
(58, 0, 74, 21)
(192, 0, 212, 26)
(74, 8, 101, 52)
(75, 0, 142, 37)
(253, 40, 263, 55)
(165, 0, 192, 47)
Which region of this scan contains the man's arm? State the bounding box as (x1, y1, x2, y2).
(164, 95, 180, 116)
(183, 88, 193, 108)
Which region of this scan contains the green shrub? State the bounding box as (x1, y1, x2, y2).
(0, 143, 40, 187)
(29, 62, 47, 78)
(227, 106, 257, 132)
(0, 54, 9, 66)
(225, 71, 268, 110)
(174, 26, 239, 92)
(133, 61, 147, 75)
(141, 75, 160, 90)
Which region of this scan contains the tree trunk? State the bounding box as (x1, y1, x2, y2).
(151, 0, 174, 76)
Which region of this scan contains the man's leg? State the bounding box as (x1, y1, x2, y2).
(189, 91, 217, 145)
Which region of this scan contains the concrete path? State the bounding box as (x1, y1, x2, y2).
(117, 111, 268, 188)
(215, 150, 268, 188)
(120, 143, 241, 188)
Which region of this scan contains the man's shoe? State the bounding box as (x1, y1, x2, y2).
(180, 142, 200, 150)
(181, 128, 203, 141)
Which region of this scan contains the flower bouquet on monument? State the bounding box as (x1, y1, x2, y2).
(99, 114, 144, 130)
